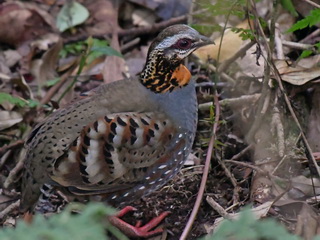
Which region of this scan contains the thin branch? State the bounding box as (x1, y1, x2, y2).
(224, 159, 265, 174)
(40, 59, 79, 105)
(250, 0, 320, 176)
(218, 159, 240, 205)
(218, 41, 255, 73)
(180, 94, 221, 240)
(282, 40, 315, 50)
(0, 200, 20, 223)
(206, 196, 231, 219)
(0, 140, 24, 158)
(300, 29, 320, 44)
(302, 0, 320, 8)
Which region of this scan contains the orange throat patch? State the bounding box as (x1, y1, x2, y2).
(171, 64, 192, 87)
(140, 63, 192, 93)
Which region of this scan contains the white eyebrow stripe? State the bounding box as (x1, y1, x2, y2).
(155, 34, 194, 49)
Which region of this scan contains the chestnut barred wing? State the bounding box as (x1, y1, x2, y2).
(51, 112, 191, 202)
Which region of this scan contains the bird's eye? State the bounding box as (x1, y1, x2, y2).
(174, 38, 192, 49)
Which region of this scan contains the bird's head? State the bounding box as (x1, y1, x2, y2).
(149, 24, 212, 61)
(140, 24, 212, 93)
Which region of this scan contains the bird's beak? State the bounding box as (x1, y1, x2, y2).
(195, 35, 214, 48)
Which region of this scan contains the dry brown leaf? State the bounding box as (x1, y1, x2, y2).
(85, 0, 116, 35)
(11, 75, 34, 100)
(291, 175, 320, 197)
(275, 59, 320, 85)
(3, 50, 22, 69)
(132, 8, 157, 27)
(101, 0, 127, 83)
(193, 20, 252, 63)
(207, 201, 273, 234)
(0, 111, 23, 130)
(103, 35, 127, 83)
(307, 88, 320, 152)
(295, 203, 320, 240)
(30, 37, 62, 88)
(274, 200, 319, 240)
(0, 1, 56, 47)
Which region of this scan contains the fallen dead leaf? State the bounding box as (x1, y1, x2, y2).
(290, 175, 320, 197)
(193, 20, 252, 63)
(275, 59, 320, 85)
(0, 111, 23, 130)
(132, 8, 157, 27)
(101, 0, 127, 83)
(295, 203, 320, 240)
(30, 38, 62, 88)
(274, 200, 319, 240)
(0, 1, 56, 47)
(307, 88, 320, 152)
(206, 199, 273, 233)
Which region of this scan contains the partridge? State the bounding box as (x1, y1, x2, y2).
(20, 24, 211, 237)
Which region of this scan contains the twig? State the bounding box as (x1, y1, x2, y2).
(246, 0, 273, 143)
(300, 29, 320, 44)
(206, 196, 231, 219)
(180, 94, 221, 240)
(65, 15, 189, 44)
(302, 0, 320, 8)
(218, 41, 255, 73)
(282, 40, 315, 51)
(0, 140, 24, 156)
(271, 105, 285, 158)
(275, 25, 284, 59)
(249, 0, 320, 177)
(195, 82, 230, 88)
(218, 159, 240, 204)
(118, 10, 207, 37)
(271, 155, 288, 175)
(196, 58, 237, 85)
(224, 159, 265, 174)
(4, 149, 25, 188)
(0, 200, 20, 223)
(40, 59, 79, 105)
(199, 93, 261, 111)
(120, 38, 140, 53)
(230, 144, 253, 161)
(0, 150, 11, 171)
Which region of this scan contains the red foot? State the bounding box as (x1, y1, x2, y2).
(23, 211, 33, 224)
(108, 206, 170, 238)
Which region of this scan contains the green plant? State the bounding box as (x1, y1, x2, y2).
(60, 38, 122, 63)
(0, 203, 128, 240)
(0, 93, 40, 108)
(204, 208, 317, 240)
(57, 37, 123, 103)
(287, 8, 320, 58)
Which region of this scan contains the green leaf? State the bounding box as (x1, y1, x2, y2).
(287, 8, 320, 32)
(0, 203, 127, 240)
(204, 208, 303, 240)
(27, 99, 40, 108)
(56, 1, 90, 32)
(91, 46, 123, 58)
(86, 38, 123, 64)
(0, 93, 40, 108)
(280, 0, 298, 17)
(89, 46, 123, 61)
(299, 49, 313, 59)
(46, 77, 61, 87)
(231, 28, 255, 41)
(0, 93, 27, 107)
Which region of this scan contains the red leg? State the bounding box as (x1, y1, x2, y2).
(108, 206, 170, 238)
